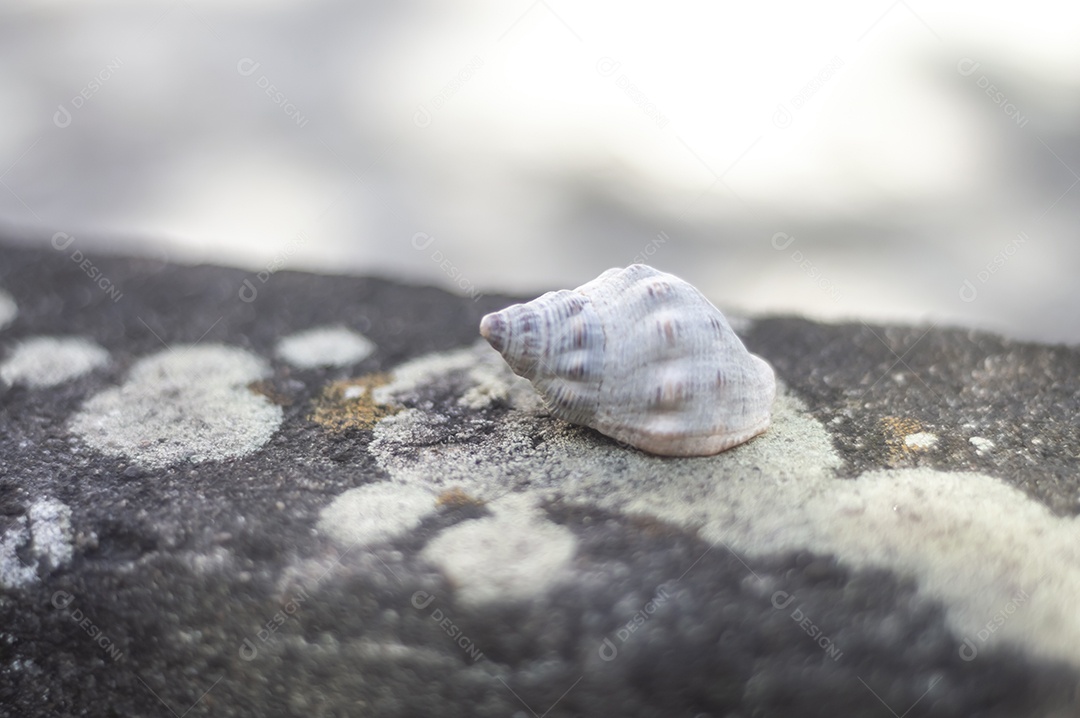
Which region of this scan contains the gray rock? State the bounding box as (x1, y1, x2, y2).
(1, 244, 1078, 717)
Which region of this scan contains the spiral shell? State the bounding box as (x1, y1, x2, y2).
(479, 264, 776, 456)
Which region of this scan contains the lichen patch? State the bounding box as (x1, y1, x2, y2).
(421, 496, 578, 606)
(903, 431, 938, 451)
(309, 373, 397, 431)
(0, 499, 73, 589)
(878, 416, 926, 462)
(1, 336, 109, 388)
(317, 482, 436, 547)
(436, 487, 485, 509)
(276, 326, 376, 369)
(70, 344, 282, 468)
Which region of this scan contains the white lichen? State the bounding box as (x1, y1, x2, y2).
(903, 431, 938, 451)
(318, 483, 436, 547)
(0, 336, 109, 388)
(70, 344, 282, 468)
(420, 495, 577, 606)
(969, 437, 995, 456)
(276, 326, 375, 368)
(0, 499, 73, 589)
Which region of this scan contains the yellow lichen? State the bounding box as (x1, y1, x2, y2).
(878, 416, 929, 463)
(309, 373, 398, 431)
(436, 487, 485, 509)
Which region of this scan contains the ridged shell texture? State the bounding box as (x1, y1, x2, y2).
(479, 264, 775, 456)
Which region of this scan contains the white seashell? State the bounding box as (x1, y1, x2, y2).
(479, 264, 776, 457)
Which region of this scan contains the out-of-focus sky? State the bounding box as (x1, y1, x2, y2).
(1, 1, 1078, 342)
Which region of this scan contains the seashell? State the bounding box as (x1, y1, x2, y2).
(479, 264, 776, 457)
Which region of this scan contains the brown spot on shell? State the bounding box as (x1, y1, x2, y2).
(572, 324, 587, 348)
(654, 380, 686, 408)
(646, 280, 674, 299)
(564, 295, 586, 315)
(662, 319, 677, 345)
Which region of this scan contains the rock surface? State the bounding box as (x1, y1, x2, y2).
(0, 244, 1078, 717)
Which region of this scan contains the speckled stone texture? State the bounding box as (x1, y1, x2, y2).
(1, 244, 1078, 717)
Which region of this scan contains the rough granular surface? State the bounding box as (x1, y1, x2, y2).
(1, 244, 1078, 717)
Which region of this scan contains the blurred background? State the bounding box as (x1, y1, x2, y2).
(0, 1, 1078, 342)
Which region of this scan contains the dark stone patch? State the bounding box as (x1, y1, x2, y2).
(3, 503, 1076, 717)
(746, 317, 1080, 516)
